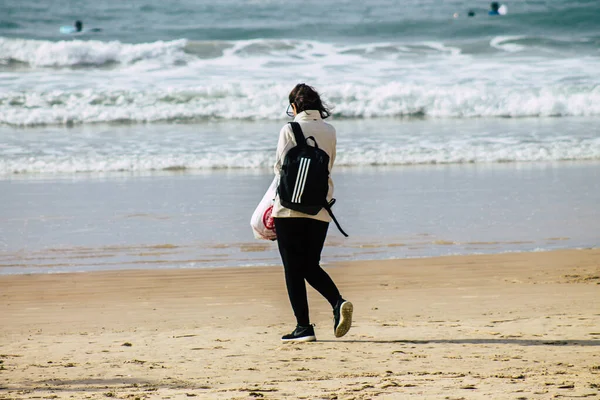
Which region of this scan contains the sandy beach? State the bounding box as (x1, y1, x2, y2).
(3, 0, 600, 398)
(1, 249, 599, 399)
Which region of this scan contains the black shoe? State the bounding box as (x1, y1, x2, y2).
(281, 325, 317, 343)
(333, 299, 353, 338)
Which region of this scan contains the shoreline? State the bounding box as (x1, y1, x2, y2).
(1, 246, 597, 276)
(1, 249, 599, 399)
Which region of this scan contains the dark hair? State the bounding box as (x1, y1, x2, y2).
(490, 2, 499, 11)
(75, 20, 83, 31)
(288, 83, 331, 119)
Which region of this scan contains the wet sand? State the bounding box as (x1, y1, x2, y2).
(1, 249, 599, 399)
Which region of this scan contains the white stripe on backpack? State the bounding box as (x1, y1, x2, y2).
(291, 157, 311, 203)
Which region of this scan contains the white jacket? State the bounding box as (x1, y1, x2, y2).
(272, 110, 336, 222)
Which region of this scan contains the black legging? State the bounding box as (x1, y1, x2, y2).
(274, 217, 341, 326)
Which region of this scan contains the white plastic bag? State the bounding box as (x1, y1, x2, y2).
(250, 177, 278, 241)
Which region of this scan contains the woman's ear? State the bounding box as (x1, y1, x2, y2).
(291, 103, 297, 115)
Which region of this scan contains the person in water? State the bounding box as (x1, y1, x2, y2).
(489, 2, 501, 15)
(67, 20, 101, 33)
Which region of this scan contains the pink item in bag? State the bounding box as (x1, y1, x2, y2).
(250, 177, 277, 241)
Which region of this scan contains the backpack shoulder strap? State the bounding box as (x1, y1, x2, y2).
(288, 122, 306, 146)
(324, 199, 349, 237)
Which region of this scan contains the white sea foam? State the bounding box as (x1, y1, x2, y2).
(1, 82, 600, 127)
(490, 36, 528, 53)
(0, 37, 456, 68)
(0, 37, 191, 67)
(2, 126, 599, 175)
(1, 36, 600, 125)
(2, 36, 599, 126)
(0, 35, 581, 70)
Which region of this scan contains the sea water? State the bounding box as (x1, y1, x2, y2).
(1, 159, 599, 275)
(2, 0, 600, 128)
(1, 0, 599, 273)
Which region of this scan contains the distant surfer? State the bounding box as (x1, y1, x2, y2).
(489, 2, 507, 15)
(489, 2, 500, 15)
(452, 9, 477, 18)
(60, 20, 102, 34)
(455, 4, 504, 18)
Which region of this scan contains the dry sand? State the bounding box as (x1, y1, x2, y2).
(1, 249, 599, 399)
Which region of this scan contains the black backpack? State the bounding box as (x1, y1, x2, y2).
(277, 122, 348, 237)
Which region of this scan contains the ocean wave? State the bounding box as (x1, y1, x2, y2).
(0, 37, 192, 68)
(1, 36, 599, 127)
(1, 35, 598, 69)
(1, 83, 600, 126)
(490, 36, 528, 53)
(3, 139, 600, 176)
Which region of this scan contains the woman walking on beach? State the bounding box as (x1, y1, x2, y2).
(273, 83, 353, 342)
